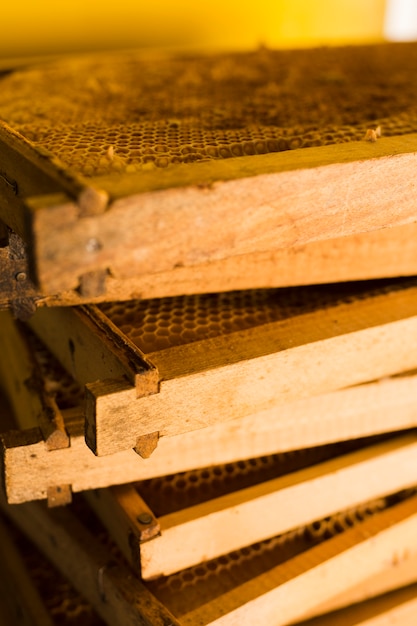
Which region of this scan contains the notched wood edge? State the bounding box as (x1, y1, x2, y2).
(84, 377, 134, 455)
(34, 392, 69, 451)
(134, 432, 160, 459)
(46, 484, 72, 508)
(0, 120, 109, 212)
(77, 268, 109, 298)
(80, 305, 161, 395)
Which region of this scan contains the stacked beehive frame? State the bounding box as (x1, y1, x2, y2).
(1, 42, 417, 624)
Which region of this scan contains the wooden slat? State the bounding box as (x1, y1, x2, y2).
(295, 583, 417, 626)
(89, 434, 417, 579)
(1, 498, 180, 626)
(4, 222, 417, 311)
(26, 305, 157, 393)
(174, 495, 417, 625)
(293, 552, 417, 622)
(14, 134, 417, 294)
(3, 362, 417, 505)
(28, 279, 417, 456)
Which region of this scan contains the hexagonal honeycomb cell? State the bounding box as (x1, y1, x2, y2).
(98, 278, 412, 354)
(1, 43, 417, 177)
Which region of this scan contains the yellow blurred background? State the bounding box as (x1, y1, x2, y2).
(1, 0, 416, 59)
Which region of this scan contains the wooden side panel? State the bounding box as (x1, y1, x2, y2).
(27, 135, 417, 293)
(3, 367, 417, 505)
(178, 496, 417, 626)
(296, 584, 417, 626)
(88, 297, 417, 455)
(28, 305, 159, 392)
(4, 222, 417, 311)
(96, 435, 417, 579)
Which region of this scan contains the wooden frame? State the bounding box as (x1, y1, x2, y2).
(297, 583, 417, 626)
(88, 433, 417, 579)
(3, 220, 417, 315)
(166, 495, 417, 625)
(3, 362, 417, 504)
(1, 112, 417, 302)
(300, 554, 417, 622)
(27, 278, 417, 456)
(5, 489, 417, 626)
(3, 303, 417, 506)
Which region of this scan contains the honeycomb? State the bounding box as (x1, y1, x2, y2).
(1, 43, 417, 177)
(146, 495, 396, 617)
(136, 436, 389, 516)
(1, 512, 105, 626)
(98, 278, 415, 354)
(23, 325, 84, 410)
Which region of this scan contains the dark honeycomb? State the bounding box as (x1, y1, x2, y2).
(1, 43, 417, 177)
(98, 278, 416, 354)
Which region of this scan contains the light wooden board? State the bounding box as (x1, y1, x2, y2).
(295, 583, 417, 626)
(294, 552, 417, 622)
(173, 495, 417, 625)
(3, 366, 417, 504)
(15, 135, 417, 294)
(0, 514, 54, 626)
(4, 222, 417, 313)
(1, 498, 180, 626)
(89, 434, 417, 579)
(5, 483, 417, 625)
(27, 278, 417, 456)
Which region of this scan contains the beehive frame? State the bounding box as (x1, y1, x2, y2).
(4, 315, 417, 505)
(89, 434, 417, 579)
(26, 278, 417, 456)
(1, 45, 417, 312)
(295, 583, 417, 626)
(4, 220, 417, 315)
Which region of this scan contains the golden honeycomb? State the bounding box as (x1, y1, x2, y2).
(1, 43, 417, 177)
(99, 278, 413, 354)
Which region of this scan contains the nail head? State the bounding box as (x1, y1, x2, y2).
(137, 512, 153, 525)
